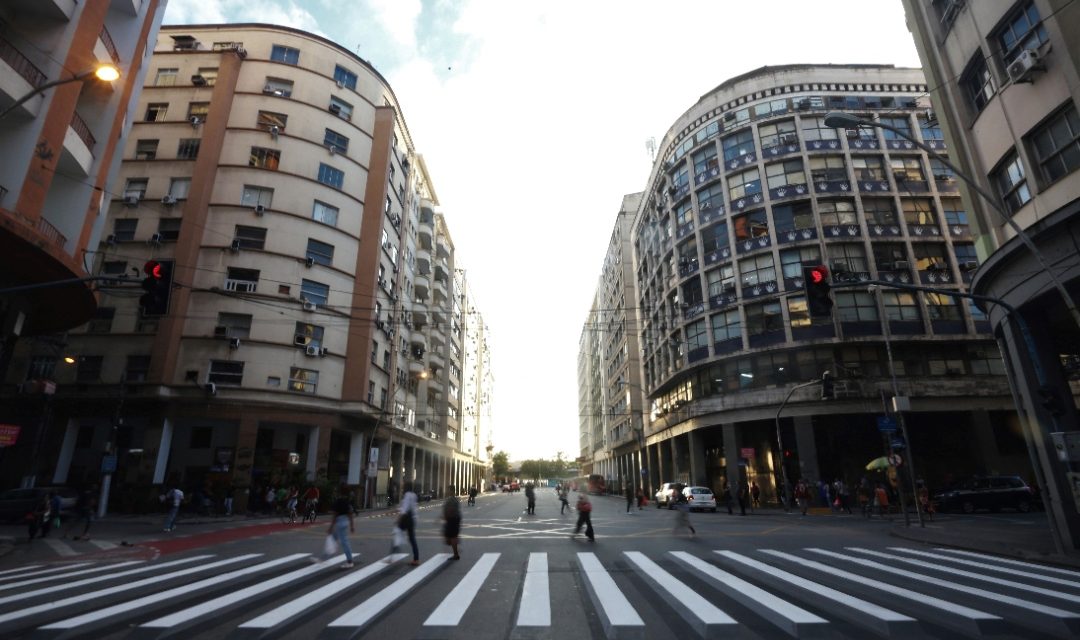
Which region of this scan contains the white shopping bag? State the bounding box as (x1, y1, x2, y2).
(392, 526, 406, 549)
(323, 534, 339, 556)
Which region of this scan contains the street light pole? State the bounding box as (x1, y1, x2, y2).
(775, 375, 829, 512)
(823, 111, 1080, 332)
(0, 65, 121, 120)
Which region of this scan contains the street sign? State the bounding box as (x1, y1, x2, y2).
(366, 461, 378, 478)
(100, 454, 117, 474)
(876, 416, 898, 432)
(0, 424, 21, 447)
(888, 454, 903, 467)
(740, 447, 755, 459)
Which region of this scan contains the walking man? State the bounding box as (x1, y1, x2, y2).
(63, 485, 97, 541)
(326, 484, 356, 568)
(625, 484, 635, 514)
(442, 494, 461, 560)
(794, 479, 810, 516)
(572, 493, 594, 541)
(525, 482, 536, 515)
(162, 485, 184, 532)
(395, 482, 421, 565)
(673, 490, 696, 536)
(750, 481, 761, 510)
(559, 486, 570, 514)
(736, 482, 748, 516)
(721, 483, 734, 515)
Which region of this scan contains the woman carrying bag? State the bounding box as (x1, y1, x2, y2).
(322, 484, 356, 568)
(390, 482, 420, 566)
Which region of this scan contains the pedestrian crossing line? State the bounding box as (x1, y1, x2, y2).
(232, 554, 409, 639)
(42, 538, 78, 557)
(422, 552, 500, 635)
(889, 547, 1080, 589)
(133, 554, 347, 640)
(813, 548, 1080, 638)
(760, 549, 1005, 638)
(0, 554, 240, 630)
(576, 552, 645, 640)
(0, 563, 44, 578)
(623, 551, 738, 638)
(515, 552, 551, 629)
(36, 554, 309, 638)
(671, 551, 828, 639)
(0, 559, 143, 591)
(715, 551, 919, 639)
(933, 547, 1080, 579)
(0, 562, 94, 587)
(0, 554, 212, 607)
(848, 547, 1080, 605)
(89, 540, 118, 550)
(325, 553, 452, 639)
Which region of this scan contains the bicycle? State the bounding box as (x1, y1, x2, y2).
(301, 499, 318, 524)
(279, 501, 299, 524)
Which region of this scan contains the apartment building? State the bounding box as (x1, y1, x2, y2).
(901, 0, 1080, 551)
(0, 23, 488, 509)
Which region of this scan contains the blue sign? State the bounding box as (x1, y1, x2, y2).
(890, 437, 906, 450)
(876, 416, 898, 432)
(100, 454, 117, 474)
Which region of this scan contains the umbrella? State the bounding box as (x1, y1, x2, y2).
(865, 456, 891, 471)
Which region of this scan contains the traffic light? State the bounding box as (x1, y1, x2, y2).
(803, 264, 833, 318)
(820, 371, 834, 400)
(139, 259, 173, 316)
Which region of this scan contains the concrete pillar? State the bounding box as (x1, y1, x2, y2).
(305, 426, 321, 482)
(152, 417, 174, 486)
(793, 415, 820, 486)
(51, 419, 78, 485)
(970, 410, 1000, 475)
(395, 443, 406, 498)
(669, 436, 682, 483)
(345, 431, 364, 486)
(722, 423, 741, 501)
(229, 414, 258, 512)
(688, 430, 707, 487)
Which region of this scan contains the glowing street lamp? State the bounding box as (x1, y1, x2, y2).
(0, 63, 121, 120)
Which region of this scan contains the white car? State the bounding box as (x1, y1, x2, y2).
(682, 486, 717, 512)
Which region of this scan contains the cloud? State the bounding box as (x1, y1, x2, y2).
(164, 0, 324, 36)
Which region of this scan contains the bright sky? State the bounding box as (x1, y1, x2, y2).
(162, 0, 923, 461)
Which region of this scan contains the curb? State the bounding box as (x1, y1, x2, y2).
(889, 524, 1080, 569)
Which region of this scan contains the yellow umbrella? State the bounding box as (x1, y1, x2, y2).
(865, 456, 891, 471)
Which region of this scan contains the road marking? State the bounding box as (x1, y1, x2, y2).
(0, 554, 238, 626)
(424, 553, 499, 629)
(0, 564, 45, 579)
(234, 554, 407, 634)
(39, 554, 307, 632)
(716, 551, 918, 638)
(888, 547, 1080, 591)
(326, 554, 451, 637)
(0, 562, 94, 588)
(624, 550, 737, 637)
(673, 551, 827, 638)
(89, 540, 118, 550)
(516, 552, 551, 627)
(577, 552, 644, 639)
(42, 538, 77, 557)
(0, 560, 142, 590)
(934, 548, 1080, 578)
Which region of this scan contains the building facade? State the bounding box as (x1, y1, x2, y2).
(0, 0, 166, 375)
(901, 0, 1080, 551)
(0, 23, 488, 510)
(584, 64, 1028, 505)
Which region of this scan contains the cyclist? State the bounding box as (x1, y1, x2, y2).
(285, 486, 299, 523)
(302, 484, 320, 522)
(467, 486, 478, 506)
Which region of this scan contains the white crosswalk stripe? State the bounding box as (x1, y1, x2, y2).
(3, 546, 1080, 639)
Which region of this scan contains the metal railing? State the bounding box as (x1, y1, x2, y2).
(69, 110, 95, 151)
(99, 25, 120, 64)
(0, 37, 46, 88)
(36, 216, 67, 248)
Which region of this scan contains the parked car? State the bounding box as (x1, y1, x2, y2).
(0, 486, 78, 523)
(654, 482, 685, 509)
(682, 486, 717, 512)
(933, 476, 1038, 514)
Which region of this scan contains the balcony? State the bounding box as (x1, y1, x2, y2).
(7, 0, 75, 20)
(0, 37, 47, 118)
(428, 349, 446, 370)
(413, 273, 430, 297)
(60, 110, 95, 176)
(97, 25, 120, 66)
(409, 332, 428, 352)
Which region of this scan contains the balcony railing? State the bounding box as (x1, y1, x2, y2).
(36, 216, 67, 248)
(0, 37, 46, 88)
(99, 25, 120, 64)
(70, 110, 95, 152)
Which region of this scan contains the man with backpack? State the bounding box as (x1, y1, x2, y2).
(571, 493, 594, 541)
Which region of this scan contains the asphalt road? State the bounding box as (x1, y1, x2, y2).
(0, 489, 1076, 639)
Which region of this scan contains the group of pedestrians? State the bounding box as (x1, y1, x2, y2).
(717, 481, 759, 515)
(26, 488, 98, 542)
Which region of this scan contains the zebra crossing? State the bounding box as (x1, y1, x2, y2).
(0, 545, 1078, 639)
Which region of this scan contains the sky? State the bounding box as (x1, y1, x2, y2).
(162, 0, 924, 461)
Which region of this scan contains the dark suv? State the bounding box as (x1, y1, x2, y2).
(933, 476, 1038, 514)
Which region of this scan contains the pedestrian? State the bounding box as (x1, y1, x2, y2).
(324, 484, 356, 568)
(162, 485, 184, 532)
(223, 484, 235, 517)
(467, 485, 478, 506)
(559, 486, 570, 514)
(794, 479, 810, 516)
(63, 485, 97, 540)
(736, 482, 748, 516)
(721, 483, 734, 515)
(750, 481, 761, 510)
(834, 479, 852, 514)
(27, 494, 50, 541)
(917, 480, 934, 521)
(858, 476, 872, 517)
(635, 487, 645, 510)
(572, 493, 594, 541)
(264, 486, 276, 515)
(525, 482, 536, 515)
(442, 494, 461, 560)
(875, 483, 891, 519)
(625, 484, 635, 514)
(391, 482, 420, 566)
(673, 490, 696, 536)
(818, 480, 831, 510)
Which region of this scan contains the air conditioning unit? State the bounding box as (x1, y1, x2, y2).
(318, 347, 328, 357)
(302, 301, 317, 312)
(779, 133, 797, 145)
(724, 111, 736, 122)
(305, 345, 320, 356)
(269, 125, 280, 138)
(148, 233, 163, 245)
(328, 103, 341, 114)
(263, 86, 284, 96)
(894, 260, 910, 270)
(293, 335, 308, 346)
(377, 278, 386, 289)
(230, 239, 241, 252)
(305, 256, 315, 267)
(960, 260, 979, 271)
(797, 98, 811, 110)
(189, 116, 202, 127)
(123, 195, 139, 207)
(161, 195, 177, 205)
(228, 337, 241, 349)
(191, 74, 207, 86)
(845, 128, 860, 139)
(336, 79, 346, 89)
(831, 260, 848, 273)
(105, 234, 117, 245)
(927, 259, 946, 271)
(375, 319, 384, 330)
(1007, 49, 1044, 84)
(327, 145, 337, 155)
(234, 46, 247, 59)
(204, 382, 217, 395)
(925, 108, 937, 125)
(254, 204, 266, 216)
(213, 325, 229, 338)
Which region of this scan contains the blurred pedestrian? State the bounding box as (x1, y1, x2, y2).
(625, 484, 635, 514)
(525, 482, 536, 515)
(736, 482, 748, 516)
(720, 483, 734, 515)
(27, 494, 50, 541)
(442, 495, 461, 560)
(572, 493, 594, 541)
(917, 480, 934, 521)
(834, 479, 852, 514)
(324, 484, 356, 568)
(264, 486, 276, 515)
(794, 479, 810, 516)
(750, 481, 761, 509)
(673, 490, 696, 536)
(391, 482, 420, 565)
(63, 485, 97, 540)
(162, 485, 184, 532)
(223, 484, 235, 517)
(559, 486, 570, 515)
(875, 483, 891, 519)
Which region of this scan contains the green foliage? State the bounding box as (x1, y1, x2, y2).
(492, 451, 510, 481)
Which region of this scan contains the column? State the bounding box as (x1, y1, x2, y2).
(722, 423, 741, 502)
(345, 431, 364, 486)
(669, 436, 681, 483)
(152, 417, 175, 486)
(304, 426, 321, 482)
(793, 415, 820, 486)
(229, 414, 257, 512)
(970, 410, 1000, 475)
(688, 429, 707, 487)
(51, 419, 79, 485)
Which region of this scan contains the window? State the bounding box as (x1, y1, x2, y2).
(891, 157, 926, 183)
(263, 77, 293, 97)
(312, 200, 339, 226)
(367, 381, 375, 404)
(801, 116, 839, 142)
(961, 54, 996, 114)
(882, 291, 920, 322)
(88, 306, 115, 333)
(329, 96, 353, 120)
(270, 44, 300, 65)
(154, 68, 178, 86)
(686, 319, 708, 351)
(722, 130, 756, 162)
(872, 243, 907, 271)
(711, 309, 741, 342)
(225, 267, 259, 292)
(317, 163, 344, 189)
(135, 139, 158, 160)
(168, 177, 191, 199)
(217, 312, 253, 338)
(187, 102, 209, 122)
(727, 167, 761, 200)
(113, 218, 137, 241)
(301, 279, 330, 306)
(901, 198, 937, 227)
(919, 114, 943, 141)
(851, 156, 886, 181)
(926, 292, 962, 321)
(26, 355, 57, 380)
(954, 242, 978, 269)
(249, 147, 281, 170)
(739, 254, 776, 286)
(241, 185, 274, 208)
(692, 145, 719, 177)
(233, 225, 266, 250)
(306, 238, 334, 266)
(176, 138, 200, 159)
(818, 200, 857, 226)
(879, 116, 912, 140)
(256, 111, 288, 132)
(996, 2, 1048, 66)
(758, 120, 798, 149)
(208, 360, 244, 386)
(701, 222, 729, 254)
(195, 67, 218, 86)
(835, 291, 878, 322)
(124, 177, 148, 199)
(76, 355, 104, 382)
(157, 218, 181, 242)
(745, 300, 784, 336)
(294, 322, 324, 349)
(706, 265, 735, 296)
(788, 297, 811, 328)
(913, 243, 949, 271)
(992, 151, 1032, 214)
(862, 198, 899, 226)
(125, 355, 151, 382)
(827, 243, 868, 274)
(288, 367, 318, 393)
(1030, 104, 1080, 185)
(697, 184, 723, 211)
(323, 129, 349, 153)
(333, 65, 358, 90)
(942, 198, 968, 227)
(780, 246, 822, 279)
(144, 103, 168, 122)
(102, 261, 127, 275)
(772, 202, 814, 234)
(765, 159, 806, 190)
(809, 156, 847, 182)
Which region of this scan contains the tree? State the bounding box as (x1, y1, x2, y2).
(492, 451, 510, 482)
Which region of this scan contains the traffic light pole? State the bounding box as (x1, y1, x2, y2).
(0, 276, 132, 296)
(775, 374, 829, 513)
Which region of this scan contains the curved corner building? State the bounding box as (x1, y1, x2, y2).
(593, 64, 1027, 503)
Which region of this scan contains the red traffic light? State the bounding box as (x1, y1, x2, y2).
(808, 265, 828, 284)
(143, 260, 163, 279)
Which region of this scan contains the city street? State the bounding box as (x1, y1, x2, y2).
(1, 489, 1078, 639)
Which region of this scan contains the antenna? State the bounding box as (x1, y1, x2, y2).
(645, 137, 657, 160)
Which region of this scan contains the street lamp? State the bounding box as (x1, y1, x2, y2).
(0, 63, 121, 120)
(823, 111, 1080, 331)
